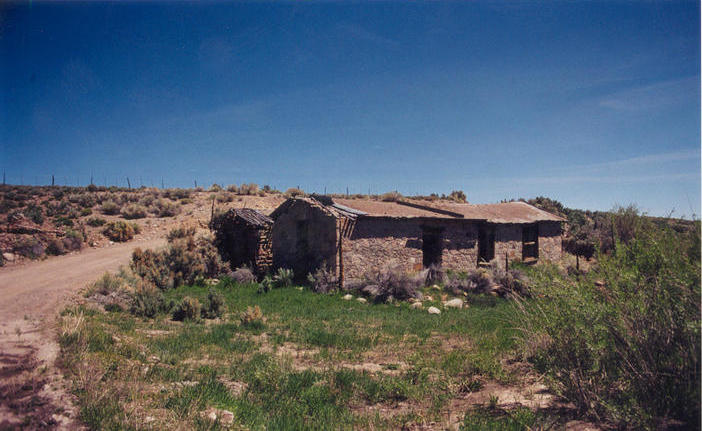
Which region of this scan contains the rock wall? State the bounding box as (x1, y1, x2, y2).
(538, 221, 563, 262)
(493, 224, 522, 268)
(272, 200, 337, 278)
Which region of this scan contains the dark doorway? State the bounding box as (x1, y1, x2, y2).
(422, 227, 443, 268)
(522, 224, 539, 261)
(478, 225, 495, 265)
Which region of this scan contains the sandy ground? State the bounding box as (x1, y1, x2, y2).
(0, 238, 165, 429)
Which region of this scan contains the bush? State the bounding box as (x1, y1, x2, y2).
(284, 187, 305, 198)
(360, 265, 423, 303)
(203, 288, 225, 319)
(46, 239, 66, 256)
(64, 229, 84, 251)
(86, 217, 106, 227)
(100, 200, 121, 215)
(68, 193, 96, 208)
(131, 248, 173, 290)
(152, 199, 181, 217)
(13, 236, 45, 259)
(121, 204, 148, 219)
(307, 266, 337, 293)
(80, 208, 92, 217)
(209, 183, 222, 192)
(86, 272, 125, 297)
(172, 296, 201, 321)
(23, 204, 44, 224)
(240, 305, 264, 328)
(380, 191, 402, 202)
(239, 183, 259, 195)
(491, 268, 529, 297)
(518, 219, 700, 428)
(103, 221, 139, 242)
(166, 225, 196, 242)
(130, 281, 170, 318)
(229, 267, 256, 284)
(448, 190, 467, 203)
(424, 264, 446, 286)
(226, 184, 239, 193)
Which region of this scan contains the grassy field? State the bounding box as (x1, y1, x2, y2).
(58, 280, 559, 430)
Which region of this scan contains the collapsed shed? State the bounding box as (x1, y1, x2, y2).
(270, 196, 564, 286)
(210, 208, 273, 276)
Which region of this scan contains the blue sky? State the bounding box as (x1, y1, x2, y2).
(1, 1, 699, 217)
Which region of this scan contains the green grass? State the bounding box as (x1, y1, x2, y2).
(59, 281, 528, 430)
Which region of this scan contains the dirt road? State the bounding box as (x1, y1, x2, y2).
(0, 238, 166, 429)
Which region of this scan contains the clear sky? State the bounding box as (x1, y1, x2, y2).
(1, 1, 700, 217)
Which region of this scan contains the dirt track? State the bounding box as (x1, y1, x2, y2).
(0, 238, 166, 429)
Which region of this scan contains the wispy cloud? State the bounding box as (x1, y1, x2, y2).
(599, 76, 698, 111)
(576, 148, 700, 171)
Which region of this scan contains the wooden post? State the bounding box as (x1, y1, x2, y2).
(505, 252, 508, 271)
(51, 175, 54, 186)
(127, 177, 131, 189)
(210, 195, 216, 226)
(338, 219, 344, 290)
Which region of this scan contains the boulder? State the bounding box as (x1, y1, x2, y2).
(427, 306, 441, 315)
(2, 253, 15, 262)
(356, 297, 367, 304)
(362, 284, 380, 297)
(342, 294, 354, 301)
(444, 298, 464, 309)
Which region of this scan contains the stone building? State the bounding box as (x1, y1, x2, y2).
(210, 208, 273, 276)
(270, 196, 564, 285)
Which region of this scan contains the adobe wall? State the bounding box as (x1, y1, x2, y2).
(272, 201, 338, 277)
(538, 221, 563, 262)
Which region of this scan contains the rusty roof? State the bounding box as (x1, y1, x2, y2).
(233, 208, 273, 226)
(333, 198, 457, 218)
(421, 201, 566, 223)
(271, 197, 564, 224)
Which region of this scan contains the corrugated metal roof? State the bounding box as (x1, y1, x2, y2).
(422, 201, 566, 223)
(234, 208, 273, 226)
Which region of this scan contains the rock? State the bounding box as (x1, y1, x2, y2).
(144, 416, 155, 423)
(205, 278, 219, 286)
(410, 301, 423, 309)
(207, 410, 218, 421)
(425, 295, 434, 301)
(427, 306, 441, 315)
(219, 410, 234, 425)
(343, 294, 353, 300)
(362, 284, 379, 297)
(444, 298, 464, 309)
(356, 297, 367, 304)
(2, 253, 14, 262)
(431, 284, 442, 290)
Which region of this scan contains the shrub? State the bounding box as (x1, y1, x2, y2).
(306, 266, 337, 293)
(203, 288, 225, 319)
(209, 183, 222, 192)
(80, 208, 92, 216)
(100, 200, 121, 215)
(152, 199, 181, 217)
(86, 217, 106, 227)
(448, 190, 467, 203)
(361, 265, 423, 303)
(216, 192, 234, 203)
(103, 221, 139, 242)
(380, 191, 402, 202)
(240, 305, 264, 328)
(46, 239, 66, 256)
(226, 184, 239, 193)
(172, 296, 201, 321)
(13, 236, 45, 259)
(23, 204, 44, 224)
(284, 187, 305, 198)
(68, 193, 96, 208)
(166, 225, 196, 242)
(424, 264, 446, 286)
(64, 229, 84, 251)
(229, 267, 256, 284)
(86, 272, 125, 297)
(518, 219, 701, 428)
(121, 204, 148, 219)
(130, 281, 170, 318)
(131, 248, 173, 290)
(492, 268, 529, 297)
(239, 183, 259, 195)
(274, 268, 294, 288)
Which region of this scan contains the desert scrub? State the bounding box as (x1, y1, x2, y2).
(229, 266, 256, 284)
(102, 220, 140, 242)
(99, 199, 121, 215)
(151, 198, 181, 217)
(13, 236, 45, 258)
(517, 219, 700, 429)
(23, 203, 44, 224)
(86, 216, 106, 227)
(172, 296, 201, 321)
(120, 203, 148, 219)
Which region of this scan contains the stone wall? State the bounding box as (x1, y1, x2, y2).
(439, 222, 480, 271)
(537, 221, 563, 262)
(272, 200, 338, 278)
(343, 218, 423, 279)
(493, 224, 523, 268)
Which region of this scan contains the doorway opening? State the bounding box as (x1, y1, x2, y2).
(478, 225, 495, 265)
(422, 227, 443, 268)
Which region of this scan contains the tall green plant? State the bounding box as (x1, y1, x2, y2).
(517, 216, 700, 429)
